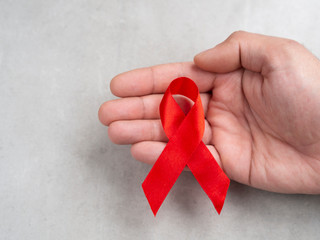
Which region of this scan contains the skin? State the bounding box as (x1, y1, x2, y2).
(99, 31, 320, 194)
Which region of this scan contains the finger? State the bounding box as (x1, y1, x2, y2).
(98, 93, 211, 126)
(194, 31, 296, 73)
(98, 95, 162, 126)
(130, 141, 223, 170)
(108, 119, 213, 145)
(110, 62, 216, 97)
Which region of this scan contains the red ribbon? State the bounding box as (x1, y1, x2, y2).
(142, 77, 230, 216)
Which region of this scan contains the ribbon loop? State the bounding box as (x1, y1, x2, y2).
(142, 77, 230, 216)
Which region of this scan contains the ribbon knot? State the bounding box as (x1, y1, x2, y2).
(142, 77, 230, 216)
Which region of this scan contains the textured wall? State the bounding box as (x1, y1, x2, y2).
(0, 0, 319, 239)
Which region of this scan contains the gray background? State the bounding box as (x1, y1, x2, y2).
(1, 0, 320, 239)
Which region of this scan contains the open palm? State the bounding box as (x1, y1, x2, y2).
(99, 32, 320, 194)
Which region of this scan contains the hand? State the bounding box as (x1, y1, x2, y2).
(99, 31, 320, 194)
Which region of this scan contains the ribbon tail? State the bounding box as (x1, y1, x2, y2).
(187, 141, 230, 214)
(142, 139, 188, 216)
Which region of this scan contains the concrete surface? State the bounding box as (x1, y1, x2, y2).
(0, 0, 319, 239)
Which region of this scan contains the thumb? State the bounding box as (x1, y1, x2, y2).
(194, 31, 290, 74)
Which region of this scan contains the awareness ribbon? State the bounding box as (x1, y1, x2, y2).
(142, 77, 230, 216)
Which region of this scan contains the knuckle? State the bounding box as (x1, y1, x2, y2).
(228, 30, 247, 41)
